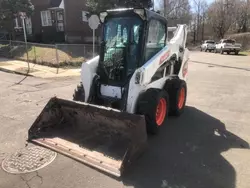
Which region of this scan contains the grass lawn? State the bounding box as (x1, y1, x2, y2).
(0, 44, 8, 47)
(240, 51, 250, 56)
(28, 46, 84, 63)
(9, 45, 86, 68)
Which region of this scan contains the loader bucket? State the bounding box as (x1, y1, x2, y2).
(28, 97, 147, 177)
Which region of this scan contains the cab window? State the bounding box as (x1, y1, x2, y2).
(144, 19, 166, 62)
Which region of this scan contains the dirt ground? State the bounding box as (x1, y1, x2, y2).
(0, 51, 250, 188)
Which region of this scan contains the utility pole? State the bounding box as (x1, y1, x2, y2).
(88, 15, 99, 58)
(21, 17, 27, 46)
(247, 0, 249, 30)
(20, 12, 30, 73)
(164, 0, 167, 17)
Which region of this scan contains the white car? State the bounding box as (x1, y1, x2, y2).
(215, 39, 242, 55)
(201, 40, 216, 52)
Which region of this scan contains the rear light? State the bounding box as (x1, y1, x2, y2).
(182, 61, 188, 78)
(135, 71, 142, 84)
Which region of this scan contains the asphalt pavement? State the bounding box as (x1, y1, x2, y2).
(0, 51, 250, 188)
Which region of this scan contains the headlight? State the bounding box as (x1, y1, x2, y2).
(99, 12, 108, 23)
(135, 71, 143, 84)
(134, 9, 146, 20)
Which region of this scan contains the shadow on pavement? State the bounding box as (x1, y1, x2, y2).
(191, 60, 250, 72)
(228, 53, 248, 56)
(122, 106, 249, 188)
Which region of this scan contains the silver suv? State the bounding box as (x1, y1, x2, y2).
(201, 40, 216, 52)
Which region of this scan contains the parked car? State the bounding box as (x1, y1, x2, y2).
(215, 39, 242, 55)
(200, 40, 216, 52)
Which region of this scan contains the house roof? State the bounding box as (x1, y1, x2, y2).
(50, 0, 62, 7)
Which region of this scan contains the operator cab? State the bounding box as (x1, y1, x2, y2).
(98, 8, 168, 86)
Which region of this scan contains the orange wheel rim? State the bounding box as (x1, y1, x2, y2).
(156, 98, 167, 126)
(178, 87, 185, 109)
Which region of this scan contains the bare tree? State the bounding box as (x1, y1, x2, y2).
(187, 0, 250, 43)
(207, 0, 237, 39)
(191, 0, 207, 43)
(235, 0, 250, 33)
(155, 0, 192, 26)
(201, 1, 208, 41)
(193, 0, 208, 41)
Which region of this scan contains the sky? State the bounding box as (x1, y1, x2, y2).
(154, 0, 214, 11)
(206, 0, 214, 3)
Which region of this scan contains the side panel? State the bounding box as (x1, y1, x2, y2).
(126, 71, 171, 114)
(140, 45, 172, 85)
(126, 24, 189, 114)
(178, 48, 189, 81)
(81, 56, 99, 101)
(169, 25, 187, 54)
(140, 25, 188, 85)
(126, 70, 145, 114)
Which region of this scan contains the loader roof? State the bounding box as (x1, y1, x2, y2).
(101, 8, 167, 25)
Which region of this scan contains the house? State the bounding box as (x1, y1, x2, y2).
(21, 0, 99, 43)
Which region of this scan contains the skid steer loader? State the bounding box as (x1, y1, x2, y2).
(28, 8, 189, 177)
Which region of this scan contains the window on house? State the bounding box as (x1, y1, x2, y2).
(82, 11, 89, 22)
(57, 22, 64, 32)
(145, 19, 166, 62)
(41, 10, 52, 27)
(25, 17, 32, 35)
(14, 18, 20, 28)
(56, 11, 63, 21)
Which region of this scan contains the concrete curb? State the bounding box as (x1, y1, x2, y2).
(0, 67, 33, 77)
(0, 61, 81, 78)
(0, 57, 82, 78)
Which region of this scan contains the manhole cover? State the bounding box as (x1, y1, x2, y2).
(1, 146, 57, 174)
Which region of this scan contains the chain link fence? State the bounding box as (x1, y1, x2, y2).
(0, 40, 100, 71)
(56, 44, 100, 65)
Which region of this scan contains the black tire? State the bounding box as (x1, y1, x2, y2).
(73, 83, 85, 102)
(137, 89, 169, 134)
(227, 51, 230, 55)
(167, 80, 187, 116)
(209, 50, 212, 52)
(235, 51, 239, 55)
(200, 48, 203, 52)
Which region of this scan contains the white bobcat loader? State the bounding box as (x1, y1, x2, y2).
(28, 8, 189, 177)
